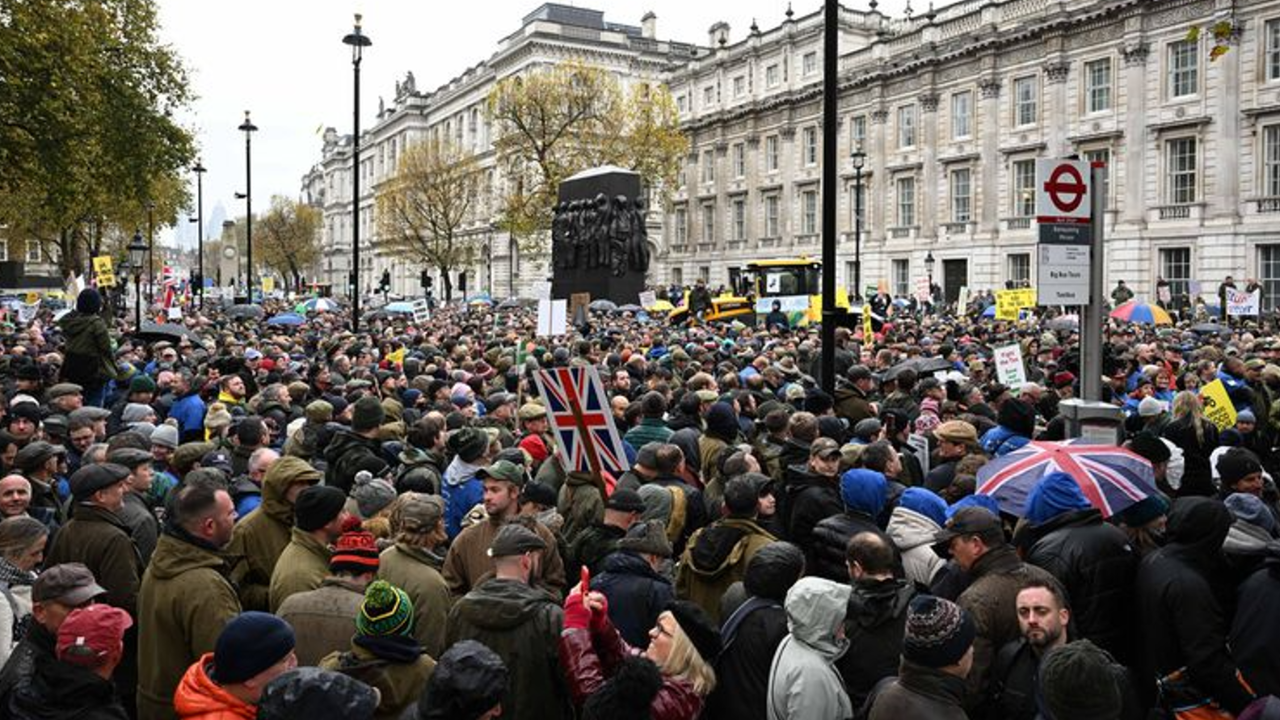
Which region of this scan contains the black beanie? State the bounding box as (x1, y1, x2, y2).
(76, 288, 103, 314)
(1040, 640, 1123, 720)
(1127, 432, 1171, 464)
(351, 396, 386, 433)
(666, 600, 721, 662)
(743, 541, 805, 602)
(1218, 447, 1263, 488)
(294, 485, 347, 531)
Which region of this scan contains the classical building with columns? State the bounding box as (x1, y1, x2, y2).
(664, 0, 1280, 310)
(300, 4, 699, 300)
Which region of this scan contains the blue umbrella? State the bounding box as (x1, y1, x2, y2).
(266, 313, 305, 326)
(982, 304, 997, 318)
(384, 301, 416, 314)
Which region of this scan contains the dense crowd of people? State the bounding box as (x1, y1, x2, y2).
(0, 284, 1276, 720)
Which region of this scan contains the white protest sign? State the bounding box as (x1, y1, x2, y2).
(993, 344, 1028, 387)
(16, 302, 38, 325)
(167, 306, 182, 320)
(914, 276, 931, 303)
(537, 299, 567, 337)
(907, 433, 931, 477)
(1227, 288, 1260, 316)
(411, 299, 430, 324)
(639, 290, 657, 309)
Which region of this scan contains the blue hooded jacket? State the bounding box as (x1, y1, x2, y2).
(898, 487, 948, 527)
(947, 493, 1002, 520)
(1024, 471, 1093, 527)
(839, 469, 887, 518)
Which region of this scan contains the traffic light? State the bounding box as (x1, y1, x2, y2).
(459, 271, 467, 295)
(380, 269, 391, 293)
(420, 269, 430, 289)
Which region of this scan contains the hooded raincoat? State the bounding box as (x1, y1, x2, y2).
(766, 577, 853, 720)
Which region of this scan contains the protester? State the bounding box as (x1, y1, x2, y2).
(0, 516, 47, 665)
(173, 612, 297, 719)
(8, 603, 133, 719)
(866, 595, 976, 720)
(766, 576, 852, 720)
(376, 492, 452, 658)
(226, 455, 320, 611)
(255, 667, 380, 720)
(277, 528, 380, 666)
(268, 484, 348, 611)
(402, 639, 508, 720)
(591, 519, 675, 648)
(838, 532, 917, 709)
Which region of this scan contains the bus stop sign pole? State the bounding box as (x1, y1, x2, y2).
(820, 0, 843, 394)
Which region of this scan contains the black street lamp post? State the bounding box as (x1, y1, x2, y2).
(343, 14, 372, 332)
(145, 201, 155, 302)
(192, 161, 206, 307)
(128, 231, 147, 329)
(851, 143, 866, 303)
(238, 111, 258, 301)
(925, 251, 936, 306)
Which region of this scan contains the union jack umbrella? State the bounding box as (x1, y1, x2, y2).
(532, 365, 629, 477)
(975, 439, 1159, 518)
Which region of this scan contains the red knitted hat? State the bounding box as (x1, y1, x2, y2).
(330, 530, 380, 574)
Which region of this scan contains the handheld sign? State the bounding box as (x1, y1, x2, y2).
(1199, 379, 1237, 430)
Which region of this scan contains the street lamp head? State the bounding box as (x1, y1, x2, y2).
(343, 13, 372, 51)
(851, 142, 866, 170)
(128, 231, 147, 271)
(192, 161, 206, 174)
(924, 251, 936, 272)
(238, 110, 258, 134)
(234, 192, 247, 199)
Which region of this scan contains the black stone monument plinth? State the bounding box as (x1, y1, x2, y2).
(551, 166, 650, 304)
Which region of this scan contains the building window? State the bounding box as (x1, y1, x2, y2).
(1261, 245, 1280, 310)
(850, 115, 867, 148)
(801, 189, 818, 234)
(25, 240, 40, 263)
(677, 95, 688, 112)
(803, 51, 817, 76)
(850, 180, 867, 227)
(732, 198, 746, 240)
(733, 75, 746, 97)
(897, 105, 917, 149)
(732, 143, 746, 178)
(698, 266, 711, 284)
(896, 177, 916, 227)
(1160, 247, 1192, 303)
(1264, 125, 1280, 197)
(803, 127, 818, 166)
(1013, 75, 1038, 126)
(892, 259, 910, 297)
(1084, 148, 1111, 187)
(951, 91, 972, 139)
(764, 195, 780, 237)
(674, 207, 687, 245)
(1007, 253, 1031, 286)
(1013, 159, 1036, 216)
(951, 169, 972, 223)
(671, 267, 683, 286)
(766, 135, 780, 172)
(1267, 20, 1280, 82)
(701, 205, 715, 243)
(0, 242, 7, 262)
(702, 150, 715, 184)
(1085, 58, 1112, 113)
(703, 86, 716, 106)
(1169, 40, 1199, 98)
(766, 64, 780, 87)
(1166, 137, 1198, 204)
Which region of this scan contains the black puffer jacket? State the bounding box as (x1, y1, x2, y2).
(1025, 508, 1138, 664)
(8, 656, 129, 720)
(591, 550, 674, 649)
(324, 428, 386, 494)
(1231, 548, 1280, 698)
(837, 576, 916, 709)
(780, 466, 842, 547)
(809, 511, 882, 581)
(706, 598, 789, 720)
(1135, 498, 1254, 715)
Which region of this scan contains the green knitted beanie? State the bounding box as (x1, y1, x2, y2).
(356, 580, 414, 637)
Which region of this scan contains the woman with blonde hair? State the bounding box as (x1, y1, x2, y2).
(0, 516, 48, 666)
(560, 590, 718, 720)
(1161, 390, 1219, 497)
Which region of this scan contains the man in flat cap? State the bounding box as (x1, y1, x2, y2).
(445, 522, 569, 720)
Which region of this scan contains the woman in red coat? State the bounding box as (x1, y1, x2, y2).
(559, 590, 718, 720)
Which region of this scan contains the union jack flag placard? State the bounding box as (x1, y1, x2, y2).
(532, 365, 629, 477)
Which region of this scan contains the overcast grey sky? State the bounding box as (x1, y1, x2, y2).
(156, 0, 909, 246)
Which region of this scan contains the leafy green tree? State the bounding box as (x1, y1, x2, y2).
(0, 0, 196, 274)
(255, 196, 322, 292)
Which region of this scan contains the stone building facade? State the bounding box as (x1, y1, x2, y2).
(665, 0, 1280, 310)
(301, 4, 699, 300)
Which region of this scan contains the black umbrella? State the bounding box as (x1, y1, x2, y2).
(589, 299, 618, 312)
(135, 322, 194, 342)
(616, 304, 644, 313)
(497, 298, 523, 310)
(1189, 322, 1229, 336)
(913, 356, 954, 375)
(227, 304, 263, 319)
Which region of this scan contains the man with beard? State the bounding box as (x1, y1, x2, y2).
(985, 580, 1071, 719)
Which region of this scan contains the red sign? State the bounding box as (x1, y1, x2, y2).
(1035, 159, 1093, 225)
(1045, 164, 1086, 213)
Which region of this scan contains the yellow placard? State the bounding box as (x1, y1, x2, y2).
(386, 347, 406, 365)
(995, 288, 1038, 320)
(261, 277, 275, 294)
(24, 292, 38, 304)
(1199, 379, 1237, 430)
(91, 256, 115, 288)
(862, 303, 874, 340)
